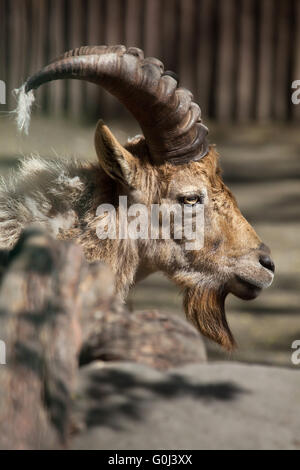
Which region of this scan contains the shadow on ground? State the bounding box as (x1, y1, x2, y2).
(79, 367, 245, 431)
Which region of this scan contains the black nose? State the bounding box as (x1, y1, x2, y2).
(259, 254, 275, 273)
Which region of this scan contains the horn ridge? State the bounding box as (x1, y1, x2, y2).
(23, 45, 208, 165)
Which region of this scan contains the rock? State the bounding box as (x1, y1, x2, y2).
(0, 228, 207, 449)
(71, 361, 300, 450)
(80, 309, 207, 370)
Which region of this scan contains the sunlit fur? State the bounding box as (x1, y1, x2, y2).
(0, 122, 274, 350)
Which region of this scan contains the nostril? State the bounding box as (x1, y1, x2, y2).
(259, 254, 275, 273)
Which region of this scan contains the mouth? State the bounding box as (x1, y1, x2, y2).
(230, 275, 263, 300)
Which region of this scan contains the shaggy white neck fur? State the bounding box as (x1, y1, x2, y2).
(13, 85, 35, 135)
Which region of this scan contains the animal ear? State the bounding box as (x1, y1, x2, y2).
(94, 120, 137, 186)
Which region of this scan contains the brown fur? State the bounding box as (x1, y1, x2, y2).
(0, 121, 274, 349)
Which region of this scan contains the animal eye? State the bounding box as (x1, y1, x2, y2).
(181, 195, 202, 206)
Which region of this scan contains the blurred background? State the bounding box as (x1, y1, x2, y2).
(1, 0, 300, 121)
(0, 0, 299, 367)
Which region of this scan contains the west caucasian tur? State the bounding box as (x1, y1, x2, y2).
(1, 45, 275, 350)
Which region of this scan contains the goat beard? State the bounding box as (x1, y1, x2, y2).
(183, 285, 236, 351)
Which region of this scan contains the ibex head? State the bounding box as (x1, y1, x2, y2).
(18, 45, 275, 350)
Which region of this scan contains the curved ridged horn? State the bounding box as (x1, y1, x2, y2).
(24, 45, 209, 165)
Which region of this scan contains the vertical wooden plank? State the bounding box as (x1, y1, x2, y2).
(81, 0, 89, 121)
(28, 0, 47, 114)
(48, 0, 64, 117)
(161, 0, 178, 68)
(144, 0, 161, 58)
(87, 0, 103, 47)
(87, 0, 105, 47)
(256, 0, 273, 121)
(7, 0, 27, 109)
(23, 0, 34, 80)
(273, 0, 290, 120)
(216, 0, 235, 120)
(29, 0, 47, 72)
(6, 0, 16, 109)
(178, 0, 196, 93)
(0, 0, 7, 108)
(292, 0, 300, 120)
(19, 1, 28, 82)
(68, 0, 85, 120)
(86, 0, 106, 120)
(125, 0, 143, 48)
(236, 0, 255, 121)
(196, 0, 215, 117)
(105, 0, 123, 45)
(104, 0, 123, 117)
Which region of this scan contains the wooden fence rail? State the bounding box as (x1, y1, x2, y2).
(0, 0, 299, 122)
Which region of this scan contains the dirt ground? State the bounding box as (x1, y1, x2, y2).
(0, 114, 299, 367)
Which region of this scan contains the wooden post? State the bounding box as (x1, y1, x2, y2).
(196, 0, 215, 116)
(29, 0, 48, 114)
(102, 0, 124, 117)
(86, 0, 106, 120)
(257, 0, 274, 122)
(178, 0, 196, 93)
(273, 0, 290, 120)
(216, 0, 236, 121)
(0, 0, 7, 106)
(7, 0, 28, 109)
(0, 230, 85, 449)
(144, 0, 162, 58)
(48, 0, 65, 117)
(125, 0, 143, 48)
(161, 0, 178, 69)
(236, 0, 255, 122)
(69, 0, 85, 120)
